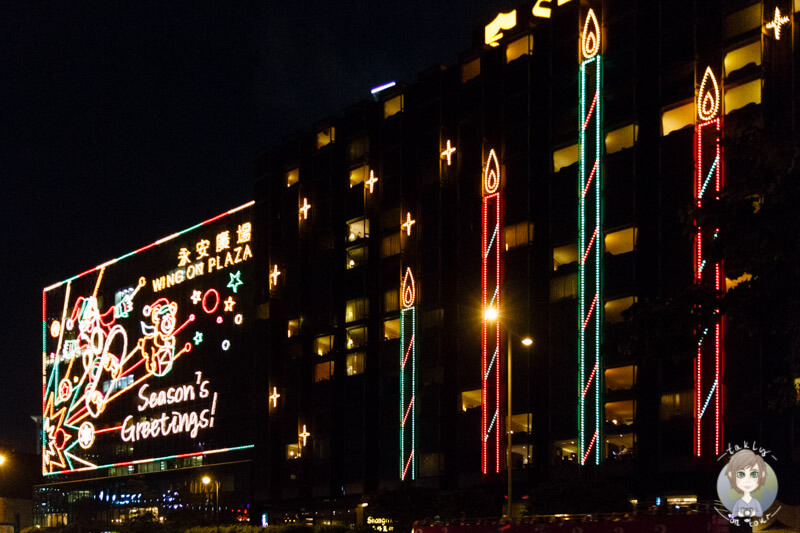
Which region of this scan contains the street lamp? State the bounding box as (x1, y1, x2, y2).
(201, 475, 220, 533)
(0, 454, 6, 466)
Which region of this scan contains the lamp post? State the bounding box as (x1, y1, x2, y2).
(507, 333, 533, 520)
(201, 475, 220, 533)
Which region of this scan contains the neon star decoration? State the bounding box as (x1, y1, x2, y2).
(402, 212, 416, 236)
(481, 148, 503, 475)
(400, 267, 417, 480)
(269, 265, 281, 288)
(766, 7, 790, 40)
(366, 170, 379, 193)
(578, 7, 602, 466)
(223, 297, 236, 312)
(227, 271, 243, 294)
(270, 387, 280, 408)
(193, 331, 203, 345)
(299, 425, 310, 446)
(441, 140, 456, 166)
(191, 290, 202, 305)
(299, 198, 311, 220)
(694, 66, 724, 458)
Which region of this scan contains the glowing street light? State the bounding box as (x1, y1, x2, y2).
(202, 475, 220, 533)
(484, 307, 498, 321)
(0, 454, 5, 466)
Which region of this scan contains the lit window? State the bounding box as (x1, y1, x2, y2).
(605, 365, 637, 392)
(346, 245, 368, 269)
(553, 144, 579, 172)
(382, 318, 400, 341)
(383, 94, 404, 119)
(726, 272, 752, 290)
(347, 136, 369, 161)
(314, 361, 334, 382)
(504, 221, 534, 249)
(604, 400, 635, 427)
(506, 34, 532, 63)
(796, 0, 800, 13)
(460, 389, 482, 411)
(287, 318, 300, 338)
(604, 227, 637, 255)
(723, 4, 761, 39)
(346, 352, 365, 376)
(511, 444, 532, 468)
(381, 232, 401, 257)
(661, 103, 694, 136)
(553, 439, 578, 463)
(605, 124, 637, 154)
(314, 335, 333, 356)
(604, 296, 636, 323)
(550, 273, 578, 302)
(667, 495, 698, 506)
(605, 433, 635, 460)
(316, 127, 335, 149)
(349, 165, 368, 188)
(383, 288, 399, 313)
(346, 326, 367, 349)
(724, 41, 761, 76)
(553, 243, 578, 270)
(725, 79, 761, 114)
(659, 390, 693, 420)
(345, 298, 368, 323)
(286, 168, 299, 188)
(347, 217, 369, 241)
(286, 443, 302, 459)
(461, 58, 480, 83)
(510, 413, 532, 433)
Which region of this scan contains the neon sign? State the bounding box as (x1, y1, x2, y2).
(578, 8, 602, 466)
(42, 202, 255, 476)
(485, 10, 517, 47)
(532, 0, 573, 19)
(766, 7, 790, 40)
(400, 267, 416, 480)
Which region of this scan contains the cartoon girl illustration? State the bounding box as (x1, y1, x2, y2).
(725, 449, 767, 518)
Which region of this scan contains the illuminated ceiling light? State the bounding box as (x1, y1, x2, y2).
(521, 337, 533, 347)
(581, 9, 600, 60)
(484, 307, 498, 321)
(366, 170, 379, 193)
(299, 198, 311, 220)
(269, 265, 281, 288)
(441, 140, 457, 166)
(401, 267, 416, 309)
(299, 425, 310, 446)
(697, 67, 720, 121)
(485, 10, 517, 47)
(370, 81, 396, 96)
(269, 387, 280, 408)
(766, 7, 790, 40)
(402, 212, 416, 236)
(483, 149, 500, 194)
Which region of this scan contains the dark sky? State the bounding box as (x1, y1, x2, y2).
(0, 0, 516, 449)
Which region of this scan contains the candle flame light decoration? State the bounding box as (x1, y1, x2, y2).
(42, 202, 256, 475)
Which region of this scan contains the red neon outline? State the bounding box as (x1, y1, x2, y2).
(582, 294, 598, 331)
(581, 160, 598, 198)
(402, 335, 415, 369)
(202, 289, 220, 314)
(582, 362, 598, 398)
(582, 430, 598, 464)
(402, 397, 414, 427)
(582, 92, 598, 131)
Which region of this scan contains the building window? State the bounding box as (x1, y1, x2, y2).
(419, 453, 445, 477)
(659, 390, 693, 420)
(553, 243, 578, 270)
(460, 389, 482, 411)
(553, 144, 579, 172)
(511, 444, 532, 468)
(381, 232, 401, 257)
(346, 352, 366, 376)
(550, 273, 578, 302)
(724, 41, 761, 77)
(605, 227, 637, 255)
(347, 217, 370, 241)
(383, 288, 399, 313)
(605, 124, 637, 154)
(605, 365, 637, 392)
(506, 34, 532, 63)
(605, 433, 635, 460)
(553, 439, 578, 463)
(316, 127, 335, 149)
(723, 4, 761, 39)
(345, 297, 368, 323)
(725, 79, 761, 114)
(314, 335, 333, 356)
(347, 136, 369, 161)
(287, 318, 300, 338)
(605, 400, 635, 428)
(286, 443, 302, 459)
(461, 57, 480, 82)
(661, 102, 694, 136)
(346, 245, 368, 269)
(349, 165, 368, 188)
(605, 296, 636, 323)
(383, 318, 400, 341)
(383, 94, 404, 119)
(346, 326, 367, 350)
(510, 413, 532, 433)
(314, 361, 334, 382)
(286, 168, 299, 188)
(505, 221, 534, 250)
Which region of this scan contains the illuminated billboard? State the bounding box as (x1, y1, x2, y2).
(42, 202, 256, 476)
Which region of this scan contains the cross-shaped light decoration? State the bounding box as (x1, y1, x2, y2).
(299, 198, 311, 220)
(269, 387, 280, 408)
(366, 170, 379, 193)
(441, 139, 457, 166)
(401, 212, 416, 236)
(299, 425, 311, 446)
(269, 264, 281, 288)
(766, 7, 790, 40)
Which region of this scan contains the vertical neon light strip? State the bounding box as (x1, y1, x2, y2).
(400, 268, 417, 480)
(578, 8, 602, 466)
(481, 149, 502, 475)
(694, 67, 723, 457)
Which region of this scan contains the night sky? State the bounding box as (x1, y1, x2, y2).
(0, 1, 516, 450)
